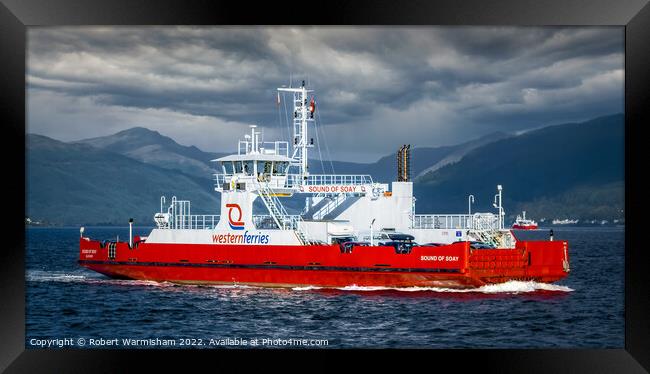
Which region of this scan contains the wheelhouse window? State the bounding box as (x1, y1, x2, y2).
(257, 161, 272, 176)
(274, 161, 289, 175)
(243, 160, 254, 175)
(221, 161, 235, 174)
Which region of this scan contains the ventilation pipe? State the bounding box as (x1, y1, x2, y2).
(129, 218, 134, 247)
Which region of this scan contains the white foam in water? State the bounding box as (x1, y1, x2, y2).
(27, 271, 572, 294)
(475, 280, 573, 293)
(292, 286, 324, 291)
(26, 270, 88, 283)
(293, 280, 573, 294)
(202, 284, 260, 289)
(110, 279, 174, 287)
(26, 270, 172, 287)
(27, 270, 266, 290)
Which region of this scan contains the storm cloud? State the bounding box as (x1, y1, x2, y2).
(27, 26, 623, 161)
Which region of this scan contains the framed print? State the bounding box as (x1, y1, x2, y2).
(2, 0, 649, 372)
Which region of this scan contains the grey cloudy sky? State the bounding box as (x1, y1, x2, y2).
(27, 26, 624, 162)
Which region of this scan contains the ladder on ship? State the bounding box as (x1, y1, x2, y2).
(307, 193, 352, 220)
(471, 230, 500, 247)
(256, 182, 310, 245)
(470, 229, 514, 248)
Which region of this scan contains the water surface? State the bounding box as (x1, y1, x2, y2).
(26, 226, 624, 348)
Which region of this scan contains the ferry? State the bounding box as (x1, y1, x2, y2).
(79, 81, 570, 288)
(512, 211, 538, 230)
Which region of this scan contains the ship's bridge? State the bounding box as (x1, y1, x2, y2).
(214, 153, 294, 195)
(213, 124, 377, 197)
(212, 126, 295, 195)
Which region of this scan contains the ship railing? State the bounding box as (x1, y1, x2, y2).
(472, 213, 502, 231)
(412, 214, 473, 230)
(412, 213, 501, 231)
(214, 173, 230, 187)
(158, 214, 307, 230)
(214, 173, 374, 190)
(167, 214, 220, 230)
(238, 140, 289, 157)
(213, 173, 284, 186)
(286, 174, 374, 187)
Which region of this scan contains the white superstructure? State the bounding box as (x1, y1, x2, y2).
(152, 81, 516, 248)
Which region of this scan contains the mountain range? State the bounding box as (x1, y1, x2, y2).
(26, 134, 219, 225)
(414, 113, 624, 221)
(26, 113, 624, 225)
(75, 127, 228, 179)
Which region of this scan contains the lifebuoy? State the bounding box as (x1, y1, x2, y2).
(309, 97, 315, 113)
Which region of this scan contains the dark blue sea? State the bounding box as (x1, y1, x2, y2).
(26, 226, 624, 349)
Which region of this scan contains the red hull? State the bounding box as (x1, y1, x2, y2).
(512, 224, 538, 230)
(79, 237, 569, 289)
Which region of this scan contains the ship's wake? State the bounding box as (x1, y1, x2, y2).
(292, 281, 573, 294)
(26, 270, 264, 289)
(27, 270, 92, 283)
(27, 270, 572, 294)
(27, 270, 172, 287)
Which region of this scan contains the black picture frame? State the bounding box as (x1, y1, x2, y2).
(2, 0, 649, 372)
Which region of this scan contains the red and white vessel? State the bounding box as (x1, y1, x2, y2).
(79, 81, 569, 288)
(512, 211, 539, 230)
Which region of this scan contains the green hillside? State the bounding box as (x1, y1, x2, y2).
(26, 134, 218, 225)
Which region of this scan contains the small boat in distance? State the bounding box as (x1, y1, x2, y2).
(512, 211, 538, 230)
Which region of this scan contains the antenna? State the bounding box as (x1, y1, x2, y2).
(277, 83, 315, 181)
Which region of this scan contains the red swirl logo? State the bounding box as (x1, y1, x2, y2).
(226, 204, 245, 230)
